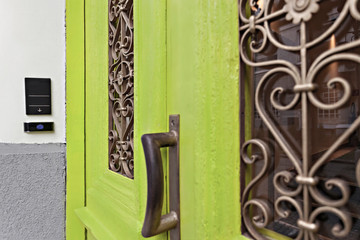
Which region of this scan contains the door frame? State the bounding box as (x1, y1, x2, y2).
(66, 0, 85, 238)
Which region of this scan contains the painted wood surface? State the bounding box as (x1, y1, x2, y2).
(65, 0, 85, 239)
(71, 0, 168, 239)
(166, 0, 244, 239)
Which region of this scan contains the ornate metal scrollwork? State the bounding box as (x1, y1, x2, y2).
(240, 0, 360, 239)
(108, 0, 134, 178)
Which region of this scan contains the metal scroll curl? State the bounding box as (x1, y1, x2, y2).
(109, 0, 134, 178)
(239, 0, 360, 239)
(309, 207, 352, 239)
(275, 196, 304, 240)
(241, 140, 273, 240)
(274, 170, 302, 197)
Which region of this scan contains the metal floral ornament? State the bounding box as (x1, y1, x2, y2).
(284, 0, 320, 24)
(108, 0, 134, 179)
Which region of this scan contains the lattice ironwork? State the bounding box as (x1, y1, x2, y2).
(108, 0, 134, 178)
(239, 0, 360, 239)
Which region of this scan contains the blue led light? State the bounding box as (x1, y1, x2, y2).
(36, 124, 44, 130)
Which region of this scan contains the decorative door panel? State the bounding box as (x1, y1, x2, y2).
(73, 0, 168, 239)
(108, 0, 134, 178)
(239, 0, 360, 239)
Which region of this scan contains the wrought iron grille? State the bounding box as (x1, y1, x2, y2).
(239, 0, 360, 239)
(108, 0, 134, 179)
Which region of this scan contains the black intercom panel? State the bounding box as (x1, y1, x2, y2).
(25, 78, 51, 115)
(24, 122, 54, 132)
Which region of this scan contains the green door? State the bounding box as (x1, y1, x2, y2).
(71, 0, 169, 239)
(66, 0, 244, 239)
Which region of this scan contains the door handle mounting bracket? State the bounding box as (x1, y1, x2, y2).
(141, 114, 180, 239)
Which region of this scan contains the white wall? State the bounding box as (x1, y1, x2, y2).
(0, 0, 66, 143)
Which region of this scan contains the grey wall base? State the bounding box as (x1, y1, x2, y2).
(0, 143, 66, 240)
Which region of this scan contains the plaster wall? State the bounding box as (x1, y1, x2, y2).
(0, 0, 66, 143)
(0, 1, 67, 239)
(0, 143, 66, 240)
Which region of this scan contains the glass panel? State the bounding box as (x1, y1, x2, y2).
(108, 0, 134, 178)
(239, 0, 360, 239)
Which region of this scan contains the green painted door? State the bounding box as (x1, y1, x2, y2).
(165, 1, 243, 239)
(73, 0, 168, 239)
(67, 0, 245, 239)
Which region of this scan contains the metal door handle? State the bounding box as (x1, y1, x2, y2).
(141, 115, 180, 239)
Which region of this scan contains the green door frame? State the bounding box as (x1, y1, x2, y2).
(66, 0, 248, 239)
(66, 0, 85, 239)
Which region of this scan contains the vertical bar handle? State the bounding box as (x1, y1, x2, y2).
(141, 115, 180, 239)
